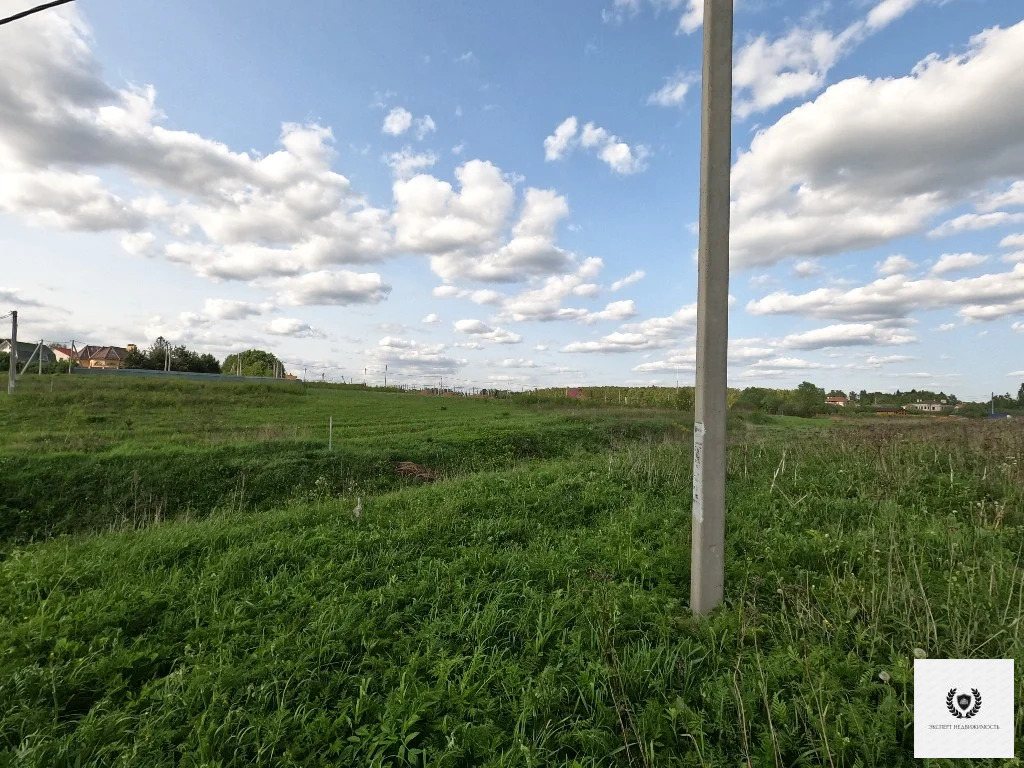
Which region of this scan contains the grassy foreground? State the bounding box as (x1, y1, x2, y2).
(0, 378, 1022, 766)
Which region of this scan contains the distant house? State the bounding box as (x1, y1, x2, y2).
(869, 405, 903, 416)
(825, 395, 849, 407)
(905, 402, 948, 413)
(565, 387, 583, 399)
(52, 346, 74, 361)
(0, 339, 56, 365)
(76, 344, 135, 370)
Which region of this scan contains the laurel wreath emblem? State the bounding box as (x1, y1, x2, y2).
(946, 688, 982, 718)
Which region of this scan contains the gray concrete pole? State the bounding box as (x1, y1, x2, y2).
(691, 0, 733, 616)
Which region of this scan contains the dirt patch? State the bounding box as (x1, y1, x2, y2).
(395, 461, 438, 482)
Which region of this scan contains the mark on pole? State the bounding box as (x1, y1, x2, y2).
(692, 421, 705, 523)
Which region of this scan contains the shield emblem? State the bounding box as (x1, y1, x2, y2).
(957, 693, 972, 711)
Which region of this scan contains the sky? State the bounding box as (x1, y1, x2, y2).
(1, 0, 1023, 399)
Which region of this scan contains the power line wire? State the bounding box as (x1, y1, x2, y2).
(0, 0, 76, 27)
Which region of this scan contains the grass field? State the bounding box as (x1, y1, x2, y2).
(0, 377, 1022, 766)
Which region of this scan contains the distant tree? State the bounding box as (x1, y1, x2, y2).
(123, 337, 221, 373)
(124, 346, 149, 370)
(0, 352, 7, 372)
(222, 349, 283, 378)
(1018, 382, 1024, 407)
(859, 389, 868, 403)
(794, 381, 826, 413)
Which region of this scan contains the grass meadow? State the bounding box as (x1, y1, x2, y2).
(0, 377, 1021, 766)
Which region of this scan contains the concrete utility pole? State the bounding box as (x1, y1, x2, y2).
(691, 0, 733, 617)
(7, 311, 17, 394)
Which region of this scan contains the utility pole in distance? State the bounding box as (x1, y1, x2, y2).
(7, 310, 16, 394)
(691, 0, 733, 616)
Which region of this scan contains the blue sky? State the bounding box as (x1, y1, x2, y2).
(1, 0, 1023, 398)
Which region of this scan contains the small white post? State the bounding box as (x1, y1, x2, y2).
(7, 310, 17, 394)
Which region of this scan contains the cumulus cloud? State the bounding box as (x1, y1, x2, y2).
(731, 21, 1024, 268)
(732, 0, 926, 117)
(610, 270, 645, 291)
(876, 255, 915, 276)
(928, 211, 1024, 237)
(203, 298, 265, 320)
(453, 319, 522, 344)
(931, 252, 989, 275)
(273, 270, 392, 306)
(376, 336, 463, 373)
(780, 322, 916, 349)
(747, 264, 1024, 322)
(395, 166, 579, 284)
(266, 317, 322, 337)
(386, 147, 438, 179)
(793, 260, 822, 278)
(414, 115, 437, 140)
(648, 72, 696, 107)
(382, 107, 414, 136)
(1000, 233, 1024, 249)
(601, 0, 703, 35)
(543, 117, 649, 174)
(981, 181, 1024, 211)
(421, 312, 440, 324)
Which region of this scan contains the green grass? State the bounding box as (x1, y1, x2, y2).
(0, 377, 686, 543)
(0, 377, 1022, 766)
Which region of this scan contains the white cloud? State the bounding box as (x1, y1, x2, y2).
(382, 107, 414, 136)
(497, 358, 539, 368)
(1000, 233, 1024, 249)
(414, 115, 437, 141)
(121, 231, 157, 256)
(544, 117, 578, 161)
(453, 318, 522, 344)
(981, 181, 1024, 211)
(421, 312, 440, 324)
(647, 72, 696, 107)
(543, 117, 649, 174)
(931, 252, 989, 275)
(747, 264, 1024, 322)
(731, 22, 1024, 268)
(584, 300, 637, 324)
(376, 336, 463, 373)
(928, 211, 1024, 237)
(396, 170, 577, 284)
(780, 322, 916, 349)
(266, 317, 321, 337)
(865, 0, 921, 31)
(793, 260, 822, 277)
(203, 298, 265, 320)
(734, 25, 858, 118)
(865, 354, 916, 365)
(386, 147, 438, 179)
(733, 0, 925, 117)
(610, 270, 645, 291)
(876, 255, 915, 276)
(273, 270, 392, 306)
(677, 0, 702, 34)
(938, 323, 956, 331)
(0, 12, 404, 287)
